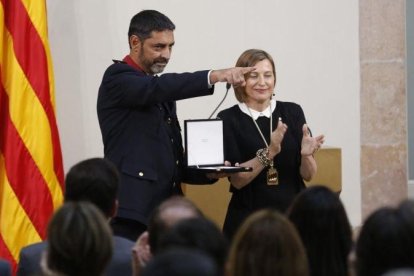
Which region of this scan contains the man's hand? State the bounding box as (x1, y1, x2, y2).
(209, 67, 255, 88)
(132, 231, 152, 276)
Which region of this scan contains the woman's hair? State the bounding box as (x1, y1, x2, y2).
(287, 186, 352, 276)
(234, 49, 276, 103)
(227, 209, 309, 276)
(356, 200, 414, 276)
(46, 202, 113, 276)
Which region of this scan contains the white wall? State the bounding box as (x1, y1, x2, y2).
(47, 0, 361, 226)
(408, 0, 414, 181)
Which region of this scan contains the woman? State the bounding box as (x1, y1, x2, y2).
(355, 200, 414, 276)
(287, 186, 352, 276)
(217, 49, 324, 239)
(41, 202, 113, 276)
(226, 209, 309, 276)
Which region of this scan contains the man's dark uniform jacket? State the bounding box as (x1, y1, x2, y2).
(97, 57, 214, 226)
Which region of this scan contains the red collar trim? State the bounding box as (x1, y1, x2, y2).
(123, 55, 145, 73)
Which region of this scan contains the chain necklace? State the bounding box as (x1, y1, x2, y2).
(245, 102, 279, 185)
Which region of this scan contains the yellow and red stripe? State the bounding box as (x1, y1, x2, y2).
(0, 0, 64, 272)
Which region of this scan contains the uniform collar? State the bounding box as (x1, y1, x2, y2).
(123, 55, 145, 73)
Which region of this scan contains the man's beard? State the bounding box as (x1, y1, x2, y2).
(149, 59, 168, 74)
(139, 48, 168, 74)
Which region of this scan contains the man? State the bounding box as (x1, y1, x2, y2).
(97, 9, 253, 241)
(155, 217, 229, 275)
(17, 158, 134, 276)
(131, 195, 204, 276)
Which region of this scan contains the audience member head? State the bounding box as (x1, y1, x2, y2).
(233, 49, 276, 103)
(287, 185, 352, 276)
(64, 157, 119, 218)
(227, 209, 309, 276)
(147, 195, 203, 254)
(158, 217, 228, 273)
(141, 248, 219, 276)
(43, 202, 113, 276)
(356, 200, 414, 276)
(132, 196, 204, 276)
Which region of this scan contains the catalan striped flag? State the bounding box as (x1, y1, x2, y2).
(0, 0, 64, 272)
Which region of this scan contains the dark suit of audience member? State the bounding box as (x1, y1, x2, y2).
(287, 186, 352, 276)
(0, 259, 11, 276)
(382, 269, 414, 276)
(356, 199, 414, 276)
(381, 268, 414, 276)
(17, 158, 134, 276)
(18, 236, 133, 276)
(157, 217, 229, 275)
(141, 248, 219, 276)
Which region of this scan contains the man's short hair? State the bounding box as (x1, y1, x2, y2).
(64, 158, 119, 217)
(128, 10, 175, 42)
(147, 196, 203, 254)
